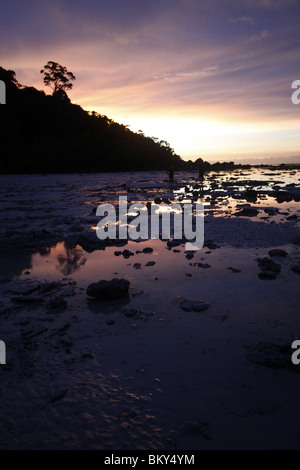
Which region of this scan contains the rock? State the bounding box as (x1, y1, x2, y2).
(121, 249, 134, 259)
(286, 214, 298, 221)
(204, 240, 219, 250)
(264, 207, 279, 216)
(185, 251, 194, 260)
(167, 239, 182, 249)
(246, 342, 293, 369)
(179, 298, 210, 312)
(257, 257, 281, 274)
(162, 197, 171, 204)
(268, 249, 288, 258)
(291, 264, 300, 275)
(193, 262, 211, 269)
(86, 278, 130, 299)
(227, 266, 241, 273)
(133, 263, 142, 269)
(244, 189, 257, 202)
(145, 261, 156, 267)
(234, 207, 259, 217)
(273, 190, 293, 203)
(142, 247, 153, 253)
(77, 231, 106, 253)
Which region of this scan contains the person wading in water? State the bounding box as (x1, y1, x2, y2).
(198, 159, 205, 193)
(167, 166, 174, 184)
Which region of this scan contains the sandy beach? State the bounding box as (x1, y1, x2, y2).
(0, 167, 300, 449)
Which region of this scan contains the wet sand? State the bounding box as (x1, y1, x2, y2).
(0, 167, 300, 449)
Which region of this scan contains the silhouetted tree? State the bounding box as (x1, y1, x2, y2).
(0, 66, 21, 87)
(40, 61, 75, 97)
(0, 64, 186, 173)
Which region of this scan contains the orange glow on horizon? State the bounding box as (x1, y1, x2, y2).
(77, 99, 300, 162)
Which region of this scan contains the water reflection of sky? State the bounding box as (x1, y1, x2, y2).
(176, 168, 300, 196)
(0, 168, 299, 281)
(18, 240, 177, 288)
(208, 196, 300, 223)
(173, 168, 300, 222)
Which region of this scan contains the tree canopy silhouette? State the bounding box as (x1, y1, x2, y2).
(0, 65, 244, 174)
(0, 65, 187, 173)
(0, 66, 20, 88)
(40, 61, 75, 98)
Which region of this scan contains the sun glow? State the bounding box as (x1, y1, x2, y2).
(83, 106, 300, 161)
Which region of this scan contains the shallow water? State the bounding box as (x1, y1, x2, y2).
(0, 167, 299, 237)
(1, 168, 300, 450)
(0, 167, 298, 284)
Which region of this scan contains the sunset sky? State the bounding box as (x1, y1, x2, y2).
(1, 0, 300, 163)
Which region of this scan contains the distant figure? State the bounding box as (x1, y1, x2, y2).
(167, 166, 174, 183)
(198, 160, 205, 192)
